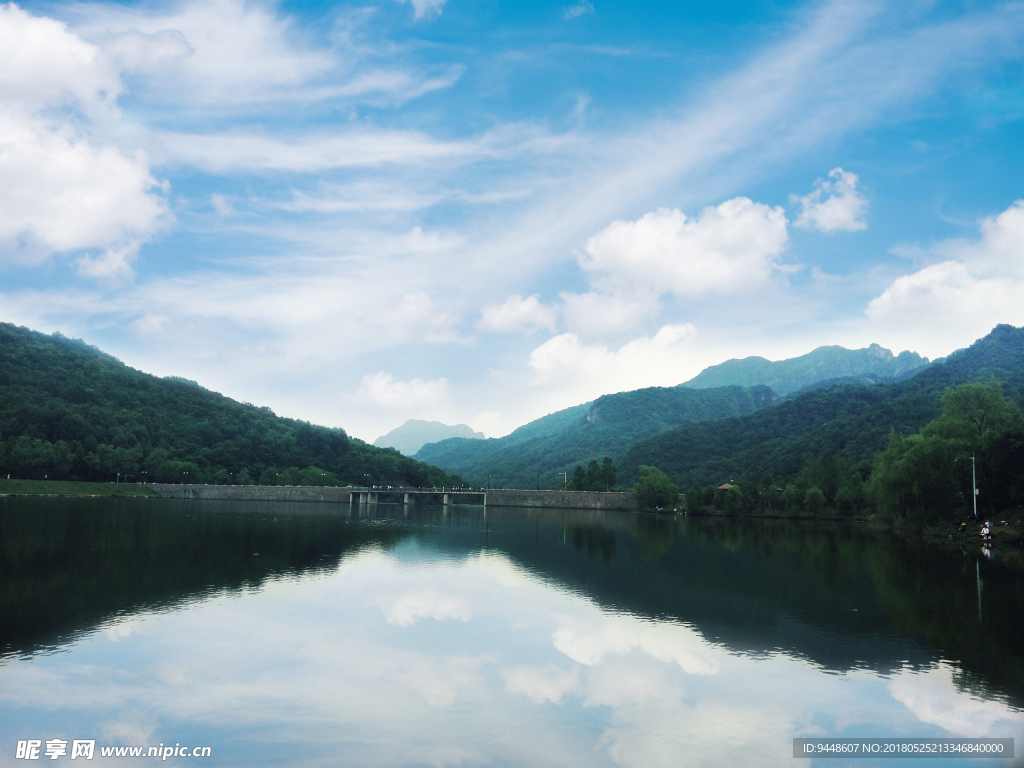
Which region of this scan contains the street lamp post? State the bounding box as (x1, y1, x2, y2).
(560, 472, 567, 491)
(971, 452, 978, 520)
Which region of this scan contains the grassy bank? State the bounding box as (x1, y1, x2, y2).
(0, 479, 160, 498)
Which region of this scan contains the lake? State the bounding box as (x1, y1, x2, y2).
(1, 496, 1022, 767)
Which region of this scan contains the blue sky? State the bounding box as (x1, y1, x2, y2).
(2, 0, 1023, 441)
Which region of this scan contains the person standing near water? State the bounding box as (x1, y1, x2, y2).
(981, 520, 992, 544)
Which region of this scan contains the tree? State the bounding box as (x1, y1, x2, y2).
(631, 466, 679, 510)
(723, 485, 744, 514)
(781, 483, 801, 510)
(804, 486, 826, 514)
(931, 381, 1014, 446)
(600, 457, 616, 490)
(686, 485, 702, 512)
(869, 432, 966, 523)
(834, 486, 857, 515)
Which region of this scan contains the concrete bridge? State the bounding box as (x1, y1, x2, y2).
(350, 487, 484, 507)
(148, 484, 637, 511)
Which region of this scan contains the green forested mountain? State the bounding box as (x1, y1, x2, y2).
(620, 325, 1024, 489)
(681, 343, 929, 396)
(0, 323, 461, 487)
(415, 384, 778, 488)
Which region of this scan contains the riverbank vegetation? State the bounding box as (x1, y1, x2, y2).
(682, 381, 1024, 527)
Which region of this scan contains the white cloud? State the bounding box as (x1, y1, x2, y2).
(0, 4, 169, 275)
(866, 262, 1024, 355)
(500, 665, 581, 704)
(378, 591, 472, 627)
(470, 411, 503, 438)
(210, 194, 234, 217)
(356, 372, 450, 410)
(582, 660, 681, 708)
(578, 199, 789, 299)
(598, 698, 796, 768)
(0, 4, 120, 120)
(276, 182, 440, 214)
(933, 199, 1024, 278)
(888, 664, 1020, 736)
(477, 294, 558, 334)
(375, 290, 468, 345)
(865, 200, 1024, 357)
(133, 313, 170, 335)
(551, 613, 719, 676)
(559, 290, 659, 339)
(793, 167, 868, 233)
(397, 0, 449, 21)
(64, 0, 463, 111)
(528, 324, 698, 400)
(101, 617, 146, 643)
(74, 242, 142, 283)
(105, 28, 195, 77)
(74, 0, 332, 106)
(563, 1, 595, 20)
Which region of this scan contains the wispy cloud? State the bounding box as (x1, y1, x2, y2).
(403, 0, 449, 21)
(563, 1, 594, 21)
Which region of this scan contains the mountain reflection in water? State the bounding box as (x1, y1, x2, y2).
(0, 496, 1021, 767)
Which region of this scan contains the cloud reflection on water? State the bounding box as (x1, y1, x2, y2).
(1, 544, 1022, 767)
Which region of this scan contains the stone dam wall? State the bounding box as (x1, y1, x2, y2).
(147, 484, 638, 511)
(148, 484, 355, 503)
(484, 489, 638, 511)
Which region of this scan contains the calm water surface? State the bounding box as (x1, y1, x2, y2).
(1, 496, 1022, 767)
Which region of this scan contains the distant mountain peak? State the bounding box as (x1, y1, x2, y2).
(681, 343, 929, 396)
(374, 419, 484, 457)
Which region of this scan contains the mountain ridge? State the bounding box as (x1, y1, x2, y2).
(619, 324, 1024, 487)
(415, 384, 778, 488)
(682, 343, 929, 396)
